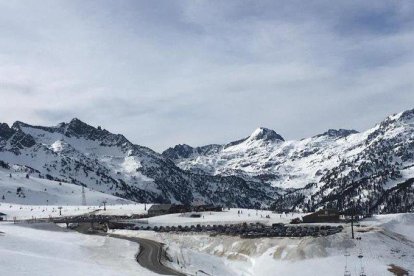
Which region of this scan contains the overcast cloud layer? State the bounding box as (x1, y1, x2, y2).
(0, 0, 414, 151)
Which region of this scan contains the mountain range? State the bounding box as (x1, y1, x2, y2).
(1, 108, 414, 213)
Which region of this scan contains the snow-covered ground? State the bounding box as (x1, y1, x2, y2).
(0, 168, 133, 205)
(1, 202, 413, 276)
(0, 222, 156, 276)
(132, 209, 304, 226)
(114, 213, 414, 276)
(0, 203, 151, 220)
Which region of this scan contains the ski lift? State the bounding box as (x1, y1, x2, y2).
(344, 250, 351, 276)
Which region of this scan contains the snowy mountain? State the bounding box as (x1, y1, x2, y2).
(164, 109, 414, 213)
(0, 119, 275, 208)
(0, 165, 131, 205)
(2, 109, 414, 212)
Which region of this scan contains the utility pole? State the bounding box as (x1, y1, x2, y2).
(351, 206, 355, 239)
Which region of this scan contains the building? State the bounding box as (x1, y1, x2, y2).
(302, 209, 340, 223)
(148, 204, 173, 216)
(0, 212, 6, 221)
(148, 204, 190, 217)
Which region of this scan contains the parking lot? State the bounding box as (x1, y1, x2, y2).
(129, 222, 343, 238)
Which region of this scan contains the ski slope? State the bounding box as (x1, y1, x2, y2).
(0, 167, 132, 206)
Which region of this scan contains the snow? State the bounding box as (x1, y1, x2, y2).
(0, 203, 151, 220)
(1, 203, 413, 276)
(50, 139, 65, 153)
(132, 209, 304, 226)
(0, 168, 132, 206)
(1, 124, 158, 199)
(172, 115, 414, 193)
(175, 127, 371, 190)
(363, 213, 414, 241)
(114, 213, 414, 276)
(0, 222, 156, 276)
(122, 156, 142, 173)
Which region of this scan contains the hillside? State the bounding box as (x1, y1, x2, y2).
(1, 109, 414, 212)
(0, 119, 275, 208)
(0, 165, 131, 205)
(164, 109, 414, 213)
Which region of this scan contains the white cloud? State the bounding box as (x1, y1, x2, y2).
(0, 0, 413, 151)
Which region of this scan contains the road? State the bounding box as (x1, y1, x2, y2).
(74, 223, 184, 276)
(107, 233, 185, 276)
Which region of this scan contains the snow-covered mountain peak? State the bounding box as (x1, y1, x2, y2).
(60, 118, 107, 140)
(376, 108, 414, 129)
(396, 108, 414, 124)
(2, 108, 414, 212)
(315, 129, 359, 139)
(0, 123, 14, 140)
(248, 127, 285, 142)
(163, 144, 195, 159)
(1, 118, 275, 208)
(11, 121, 28, 131)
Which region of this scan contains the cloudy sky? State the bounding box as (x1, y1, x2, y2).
(1, 1, 414, 151)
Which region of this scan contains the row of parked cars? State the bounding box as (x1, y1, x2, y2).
(129, 222, 343, 238)
(241, 224, 343, 238)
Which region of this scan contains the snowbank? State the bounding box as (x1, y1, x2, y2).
(0, 222, 156, 276)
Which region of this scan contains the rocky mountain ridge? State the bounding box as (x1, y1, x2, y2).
(0, 118, 275, 208)
(1, 109, 414, 213)
(163, 109, 414, 213)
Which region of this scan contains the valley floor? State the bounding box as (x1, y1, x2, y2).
(0, 204, 413, 276)
(115, 213, 414, 276)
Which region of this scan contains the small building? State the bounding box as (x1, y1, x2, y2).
(148, 204, 190, 217)
(0, 212, 7, 221)
(148, 204, 172, 216)
(302, 209, 340, 223)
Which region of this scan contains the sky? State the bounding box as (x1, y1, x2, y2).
(0, 0, 414, 152)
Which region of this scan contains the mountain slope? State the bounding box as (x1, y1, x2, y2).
(2, 109, 414, 212)
(0, 119, 275, 208)
(0, 163, 131, 205)
(164, 109, 414, 213)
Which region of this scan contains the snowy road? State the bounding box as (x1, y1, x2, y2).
(73, 222, 183, 275)
(105, 233, 185, 276)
